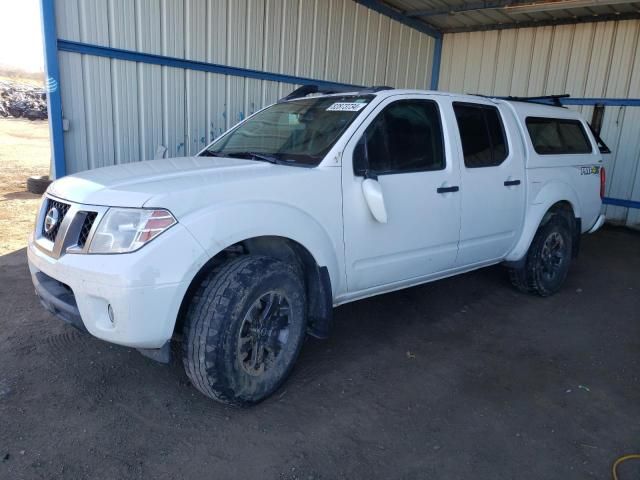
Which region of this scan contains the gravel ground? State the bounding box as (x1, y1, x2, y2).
(0, 226, 638, 479)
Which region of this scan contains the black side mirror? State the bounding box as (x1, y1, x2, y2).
(353, 137, 377, 179)
(353, 141, 367, 176)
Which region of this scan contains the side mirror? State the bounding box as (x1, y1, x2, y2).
(354, 138, 378, 180)
(362, 178, 388, 224)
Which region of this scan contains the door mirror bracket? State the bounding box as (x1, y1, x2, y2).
(363, 169, 378, 181)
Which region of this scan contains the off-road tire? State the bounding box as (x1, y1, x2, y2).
(509, 214, 573, 297)
(27, 175, 51, 195)
(182, 255, 307, 406)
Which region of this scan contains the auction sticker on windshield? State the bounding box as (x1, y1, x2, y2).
(326, 102, 368, 112)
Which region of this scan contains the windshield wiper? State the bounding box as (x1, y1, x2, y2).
(199, 150, 223, 157)
(224, 151, 281, 164)
(201, 150, 301, 166)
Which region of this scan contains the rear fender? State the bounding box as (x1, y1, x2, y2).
(505, 181, 580, 262)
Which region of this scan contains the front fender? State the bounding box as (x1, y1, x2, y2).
(506, 181, 581, 262)
(180, 201, 344, 296)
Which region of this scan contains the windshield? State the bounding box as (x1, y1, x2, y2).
(201, 95, 374, 167)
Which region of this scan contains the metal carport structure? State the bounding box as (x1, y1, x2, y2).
(41, 0, 640, 227)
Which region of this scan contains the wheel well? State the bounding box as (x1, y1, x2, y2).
(174, 236, 333, 340)
(543, 201, 574, 223)
(542, 201, 581, 258)
(506, 200, 581, 269)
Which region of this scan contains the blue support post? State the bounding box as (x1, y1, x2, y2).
(40, 0, 66, 178)
(430, 36, 443, 91)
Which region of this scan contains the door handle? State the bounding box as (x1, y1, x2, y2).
(504, 179, 521, 187)
(437, 186, 460, 194)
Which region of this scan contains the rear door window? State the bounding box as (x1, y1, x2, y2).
(453, 103, 509, 168)
(525, 117, 593, 155)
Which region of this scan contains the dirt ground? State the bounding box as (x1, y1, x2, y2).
(0, 226, 639, 479)
(0, 118, 50, 255)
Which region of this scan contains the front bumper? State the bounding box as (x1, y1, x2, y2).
(27, 222, 207, 350)
(33, 271, 87, 332)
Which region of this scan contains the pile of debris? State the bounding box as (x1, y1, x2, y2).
(0, 80, 48, 120)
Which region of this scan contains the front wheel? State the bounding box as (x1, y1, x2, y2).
(182, 256, 307, 405)
(509, 214, 573, 297)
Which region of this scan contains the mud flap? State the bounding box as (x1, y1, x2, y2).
(138, 341, 171, 364)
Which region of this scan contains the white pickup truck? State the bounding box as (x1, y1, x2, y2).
(29, 87, 606, 405)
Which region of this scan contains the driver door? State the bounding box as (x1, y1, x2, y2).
(341, 95, 462, 293)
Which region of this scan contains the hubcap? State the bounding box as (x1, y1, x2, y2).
(237, 292, 291, 376)
(540, 231, 566, 281)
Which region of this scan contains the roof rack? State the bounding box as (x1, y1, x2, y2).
(472, 93, 570, 107)
(504, 94, 570, 107)
(279, 85, 393, 102)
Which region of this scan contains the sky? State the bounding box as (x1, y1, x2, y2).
(0, 0, 45, 73)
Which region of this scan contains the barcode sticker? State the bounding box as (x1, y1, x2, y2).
(326, 102, 368, 112)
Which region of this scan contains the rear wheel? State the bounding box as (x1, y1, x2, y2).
(509, 214, 573, 297)
(182, 255, 307, 406)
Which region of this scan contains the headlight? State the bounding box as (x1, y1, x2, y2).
(88, 208, 176, 254)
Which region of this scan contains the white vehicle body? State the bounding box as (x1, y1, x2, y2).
(28, 89, 605, 358)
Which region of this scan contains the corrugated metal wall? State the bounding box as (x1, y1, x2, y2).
(54, 0, 436, 174)
(438, 19, 640, 228)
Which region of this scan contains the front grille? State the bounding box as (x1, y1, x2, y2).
(35, 197, 107, 258)
(77, 212, 98, 248)
(41, 199, 71, 242)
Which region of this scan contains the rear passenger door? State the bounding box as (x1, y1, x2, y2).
(452, 101, 526, 266)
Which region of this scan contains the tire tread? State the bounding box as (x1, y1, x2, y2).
(508, 214, 573, 297)
(182, 255, 305, 405)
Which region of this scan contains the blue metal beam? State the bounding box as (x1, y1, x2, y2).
(603, 197, 640, 210)
(430, 37, 442, 90)
(40, 0, 66, 178)
(354, 0, 442, 39)
(59, 40, 640, 108)
(492, 96, 640, 107)
(556, 98, 640, 107)
(58, 40, 362, 90)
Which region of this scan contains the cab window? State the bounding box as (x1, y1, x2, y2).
(354, 99, 445, 176)
(526, 117, 593, 155)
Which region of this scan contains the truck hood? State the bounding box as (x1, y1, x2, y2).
(48, 156, 290, 210)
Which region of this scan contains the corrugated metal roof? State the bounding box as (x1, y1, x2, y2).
(380, 0, 640, 33)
